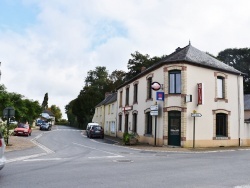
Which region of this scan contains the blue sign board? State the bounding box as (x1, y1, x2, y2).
(156, 92, 164, 101)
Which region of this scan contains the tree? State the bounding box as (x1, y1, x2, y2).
(42, 93, 48, 110)
(0, 84, 42, 123)
(49, 105, 62, 122)
(109, 70, 126, 91)
(217, 48, 250, 94)
(126, 51, 163, 80)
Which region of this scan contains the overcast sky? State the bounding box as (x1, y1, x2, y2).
(0, 0, 249, 119)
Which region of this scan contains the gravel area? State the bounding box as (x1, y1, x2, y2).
(5, 135, 35, 152)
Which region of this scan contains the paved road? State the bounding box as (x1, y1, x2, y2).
(1, 125, 250, 188)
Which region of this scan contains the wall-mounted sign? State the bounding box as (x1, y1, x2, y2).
(197, 83, 204, 105)
(123, 106, 133, 111)
(185, 95, 192, 103)
(151, 82, 162, 91)
(156, 92, 164, 101)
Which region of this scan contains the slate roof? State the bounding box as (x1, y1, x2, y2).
(95, 93, 117, 107)
(117, 43, 242, 89)
(244, 94, 250, 110)
(159, 44, 242, 74)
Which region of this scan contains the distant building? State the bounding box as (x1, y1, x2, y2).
(92, 92, 117, 137)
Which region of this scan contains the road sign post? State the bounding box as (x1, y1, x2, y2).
(191, 112, 202, 149)
(150, 104, 158, 146)
(3, 107, 15, 145)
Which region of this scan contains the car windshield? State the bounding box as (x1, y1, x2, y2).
(93, 126, 102, 130)
(18, 124, 29, 129)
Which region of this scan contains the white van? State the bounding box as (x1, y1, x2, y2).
(86, 123, 99, 137)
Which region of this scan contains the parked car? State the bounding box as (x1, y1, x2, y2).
(14, 123, 32, 137)
(88, 125, 104, 139)
(36, 119, 44, 126)
(40, 122, 52, 131)
(86, 123, 100, 137)
(0, 131, 6, 170)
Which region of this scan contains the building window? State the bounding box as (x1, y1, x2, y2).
(126, 87, 129, 106)
(217, 76, 225, 98)
(118, 114, 122, 131)
(145, 112, 152, 134)
(119, 91, 123, 107)
(147, 77, 152, 99)
(169, 70, 181, 94)
(216, 113, 227, 137)
(111, 104, 114, 114)
(133, 84, 138, 103)
(108, 105, 111, 114)
(132, 113, 137, 133)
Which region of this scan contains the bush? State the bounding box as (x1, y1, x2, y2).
(123, 132, 139, 145)
(0, 122, 15, 144)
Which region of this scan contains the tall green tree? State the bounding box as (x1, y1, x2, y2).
(42, 93, 48, 110)
(217, 48, 250, 94)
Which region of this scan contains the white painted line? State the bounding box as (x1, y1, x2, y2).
(23, 158, 63, 162)
(72, 142, 123, 158)
(31, 139, 54, 154)
(6, 153, 47, 163)
(88, 156, 123, 159)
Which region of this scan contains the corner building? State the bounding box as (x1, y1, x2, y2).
(116, 44, 248, 148)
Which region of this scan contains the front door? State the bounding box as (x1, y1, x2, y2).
(168, 111, 181, 146)
(125, 114, 129, 133)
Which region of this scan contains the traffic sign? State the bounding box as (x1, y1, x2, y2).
(150, 111, 158, 116)
(150, 105, 158, 111)
(191, 113, 202, 117)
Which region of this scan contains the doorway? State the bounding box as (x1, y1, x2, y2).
(168, 111, 181, 146)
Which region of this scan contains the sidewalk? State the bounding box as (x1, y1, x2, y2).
(103, 134, 250, 153)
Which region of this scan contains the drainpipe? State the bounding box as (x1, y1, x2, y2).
(237, 74, 241, 146)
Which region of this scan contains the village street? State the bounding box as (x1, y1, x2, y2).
(1, 125, 250, 188)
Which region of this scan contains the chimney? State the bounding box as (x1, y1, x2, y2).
(141, 66, 146, 72)
(105, 92, 111, 98)
(175, 47, 181, 51)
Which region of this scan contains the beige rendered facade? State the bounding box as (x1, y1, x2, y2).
(116, 44, 248, 148)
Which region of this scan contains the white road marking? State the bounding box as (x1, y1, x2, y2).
(23, 158, 63, 162)
(234, 185, 250, 188)
(6, 153, 47, 163)
(88, 156, 123, 159)
(72, 142, 124, 158)
(31, 136, 54, 154)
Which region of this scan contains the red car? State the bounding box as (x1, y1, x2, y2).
(14, 123, 32, 137)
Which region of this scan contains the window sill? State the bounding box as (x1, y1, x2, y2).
(214, 98, 228, 103)
(144, 134, 153, 137)
(213, 136, 230, 140)
(146, 98, 153, 102)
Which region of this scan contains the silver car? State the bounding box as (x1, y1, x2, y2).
(0, 131, 6, 170)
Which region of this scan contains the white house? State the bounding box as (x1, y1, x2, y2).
(92, 92, 117, 137)
(116, 43, 247, 148)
